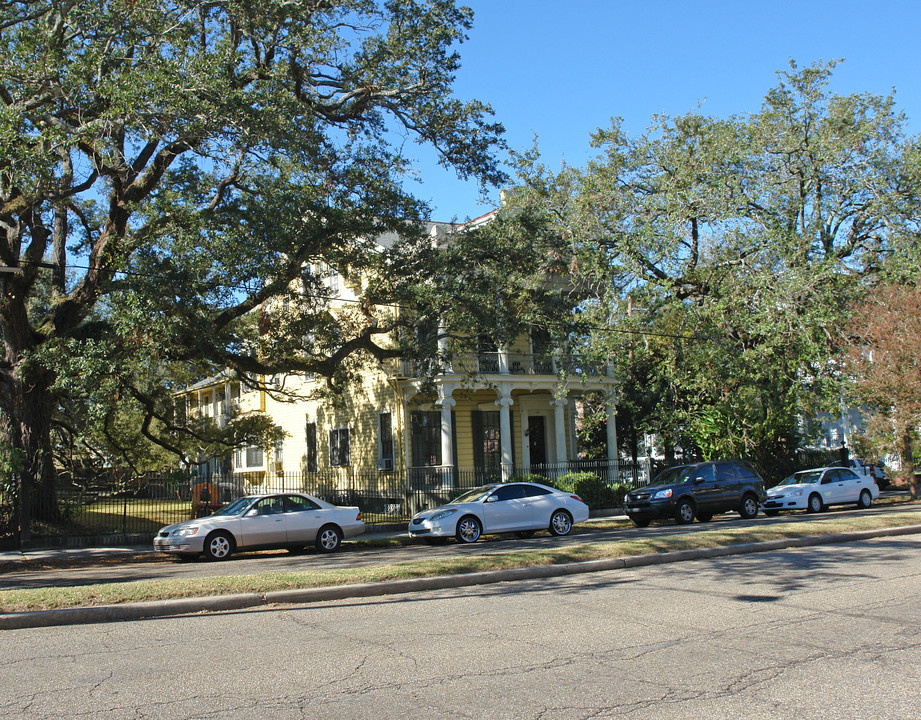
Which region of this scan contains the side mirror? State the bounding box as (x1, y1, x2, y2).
(484, 495, 498, 503)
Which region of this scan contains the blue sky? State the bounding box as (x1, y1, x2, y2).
(413, 0, 921, 221)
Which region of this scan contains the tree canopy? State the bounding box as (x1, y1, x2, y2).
(0, 0, 534, 523)
(497, 61, 921, 476)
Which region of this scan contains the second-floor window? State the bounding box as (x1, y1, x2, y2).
(329, 427, 351, 467)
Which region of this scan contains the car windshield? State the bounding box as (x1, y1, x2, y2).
(450, 487, 495, 504)
(649, 466, 689, 487)
(777, 471, 822, 486)
(209, 496, 254, 516)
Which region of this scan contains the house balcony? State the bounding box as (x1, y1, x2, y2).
(401, 351, 614, 380)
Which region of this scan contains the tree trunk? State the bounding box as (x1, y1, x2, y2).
(902, 428, 916, 499)
(0, 377, 60, 537)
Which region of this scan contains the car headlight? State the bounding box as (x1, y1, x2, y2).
(173, 527, 200, 537)
(786, 489, 803, 497)
(429, 509, 458, 522)
(652, 489, 673, 500)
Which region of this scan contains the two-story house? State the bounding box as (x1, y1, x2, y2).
(180, 216, 623, 513)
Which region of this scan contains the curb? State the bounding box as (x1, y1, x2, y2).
(4, 523, 921, 630)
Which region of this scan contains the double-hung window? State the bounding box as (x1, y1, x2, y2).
(329, 427, 351, 467)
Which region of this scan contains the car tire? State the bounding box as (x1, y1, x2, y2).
(807, 493, 824, 513)
(674, 499, 695, 525)
(456, 515, 482, 543)
(315, 524, 343, 553)
(764, 509, 780, 517)
(857, 489, 873, 509)
(516, 530, 537, 539)
(549, 509, 573, 536)
(738, 494, 759, 520)
(696, 511, 713, 523)
(203, 531, 234, 561)
(629, 516, 651, 528)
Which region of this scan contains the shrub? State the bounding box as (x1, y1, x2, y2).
(550, 472, 627, 509)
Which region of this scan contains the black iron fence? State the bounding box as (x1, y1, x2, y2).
(36, 460, 643, 543)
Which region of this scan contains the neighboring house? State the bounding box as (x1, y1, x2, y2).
(180, 217, 622, 507)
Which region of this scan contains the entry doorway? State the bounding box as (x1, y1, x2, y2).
(528, 415, 547, 467)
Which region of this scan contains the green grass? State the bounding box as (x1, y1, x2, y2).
(2, 509, 920, 614)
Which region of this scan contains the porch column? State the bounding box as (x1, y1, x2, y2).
(438, 324, 451, 372)
(606, 396, 619, 484)
(498, 342, 509, 374)
(496, 390, 514, 480)
(552, 395, 568, 470)
(438, 389, 456, 487)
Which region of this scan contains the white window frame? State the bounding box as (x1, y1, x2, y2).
(234, 444, 266, 471)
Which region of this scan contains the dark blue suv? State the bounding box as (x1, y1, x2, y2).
(624, 460, 766, 527)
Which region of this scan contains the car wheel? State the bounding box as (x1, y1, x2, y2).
(629, 516, 651, 528)
(315, 524, 343, 553)
(764, 509, 780, 517)
(674, 499, 695, 525)
(516, 530, 537, 539)
(738, 494, 759, 519)
(696, 511, 713, 523)
(549, 510, 573, 536)
(807, 493, 824, 513)
(203, 531, 234, 561)
(857, 489, 873, 509)
(456, 515, 482, 543)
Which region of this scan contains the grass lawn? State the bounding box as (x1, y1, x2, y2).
(3, 507, 920, 614)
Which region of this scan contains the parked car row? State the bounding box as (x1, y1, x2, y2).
(624, 460, 883, 528)
(154, 481, 591, 561)
(153, 463, 885, 560)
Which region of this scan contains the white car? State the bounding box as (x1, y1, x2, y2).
(408, 482, 590, 544)
(762, 467, 880, 515)
(154, 492, 365, 560)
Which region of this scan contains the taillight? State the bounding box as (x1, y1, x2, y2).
(571, 495, 583, 503)
(356, 512, 362, 521)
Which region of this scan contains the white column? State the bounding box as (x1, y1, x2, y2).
(496, 390, 514, 480)
(439, 390, 456, 487)
(498, 342, 509, 374)
(606, 396, 619, 484)
(552, 395, 568, 469)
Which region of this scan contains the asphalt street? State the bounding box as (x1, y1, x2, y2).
(2, 535, 920, 719)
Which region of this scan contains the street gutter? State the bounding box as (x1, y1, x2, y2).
(3, 522, 920, 631)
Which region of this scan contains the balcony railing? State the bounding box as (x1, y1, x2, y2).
(402, 352, 613, 378)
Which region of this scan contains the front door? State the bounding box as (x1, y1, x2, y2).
(528, 416, 547, 467)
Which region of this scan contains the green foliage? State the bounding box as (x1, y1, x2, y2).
(548, 472, 627, 509)
(0, 1, 519, 512)
(504, 60, 920, 469)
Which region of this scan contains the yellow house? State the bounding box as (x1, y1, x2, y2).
(181, 217, 622, 512)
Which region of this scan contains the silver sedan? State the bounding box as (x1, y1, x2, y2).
(408, 482, 590, 544)
(154, 492, 365, 560)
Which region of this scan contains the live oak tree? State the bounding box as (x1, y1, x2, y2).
(502, 62, 920, 475)
(0, 0, 517, 526)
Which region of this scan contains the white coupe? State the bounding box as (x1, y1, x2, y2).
(409, 482, 590, 544)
